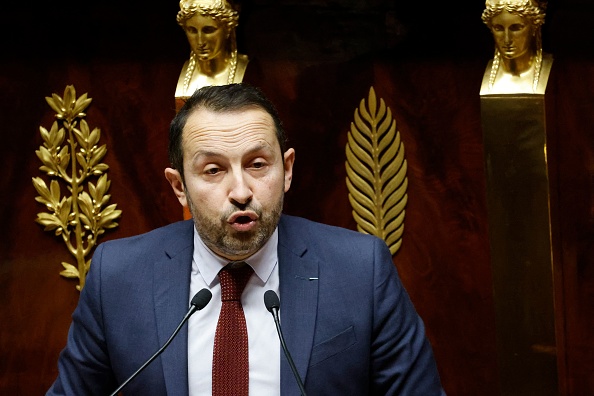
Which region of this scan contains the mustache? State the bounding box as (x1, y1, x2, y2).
(221, 202, 262, 219)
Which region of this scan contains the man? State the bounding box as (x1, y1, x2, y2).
(48, 84, 445, 395)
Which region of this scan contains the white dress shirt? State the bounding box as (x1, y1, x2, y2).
(188, 227, 281, 395)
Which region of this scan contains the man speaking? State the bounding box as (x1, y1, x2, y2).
(48, 84, 445, 395)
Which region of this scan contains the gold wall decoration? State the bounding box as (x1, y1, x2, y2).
(32, 85, 122, 291)
(345, 86, 408, 255)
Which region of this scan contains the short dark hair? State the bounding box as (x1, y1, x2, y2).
(169, 83, 287, 181)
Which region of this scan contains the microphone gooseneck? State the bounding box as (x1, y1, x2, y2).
(264, 290, 307, 396)
(109, 288, 213, 396)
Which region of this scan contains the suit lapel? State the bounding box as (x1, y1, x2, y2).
(153, 220, 194, 396)
(278, 216, 319, 393)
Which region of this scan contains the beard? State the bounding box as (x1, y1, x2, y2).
(186, 191, 284, 260)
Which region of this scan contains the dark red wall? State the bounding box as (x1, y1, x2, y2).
(1, 1, 593, 395)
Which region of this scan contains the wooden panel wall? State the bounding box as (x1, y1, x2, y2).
(1, 1, 592, 395)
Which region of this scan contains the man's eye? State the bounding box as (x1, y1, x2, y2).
(205, 167, 220, 175)
(251, 161, 266, 169)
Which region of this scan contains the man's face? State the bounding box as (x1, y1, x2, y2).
(490, 11, 533, 60)
(183, 14, 227, 61)
(165, 107, 295, 261)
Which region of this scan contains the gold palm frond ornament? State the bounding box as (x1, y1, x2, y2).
(345, 86, 408, 255)
(32, 85, 122, 291)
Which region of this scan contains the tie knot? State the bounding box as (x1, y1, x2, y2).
(219, 262, 254, 301)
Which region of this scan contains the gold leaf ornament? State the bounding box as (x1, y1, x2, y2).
(33, 85, 122, 291)
(345, 87, 408, 255)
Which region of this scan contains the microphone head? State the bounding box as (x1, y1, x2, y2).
(191, 288, 212, 310)
(264, 290, 280, 312)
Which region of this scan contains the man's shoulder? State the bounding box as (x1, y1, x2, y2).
(279, 214, 380, 246)
(100, 220, 194, 251)
(278, 215, 392, 274)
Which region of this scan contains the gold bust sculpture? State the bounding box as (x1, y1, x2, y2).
(175, 0, 249, 98)
(481, 0, 552, 94)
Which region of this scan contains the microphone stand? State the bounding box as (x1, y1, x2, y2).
(265, 290, 307, 396)
(109, 289, 212, 396)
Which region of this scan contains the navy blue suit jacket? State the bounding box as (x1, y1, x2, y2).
(48, 215, 445, 395)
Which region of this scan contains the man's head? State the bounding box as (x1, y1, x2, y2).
(165, 84, 294, 261)
(169, 84, 287, 181)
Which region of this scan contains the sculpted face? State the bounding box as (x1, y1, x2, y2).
(490, 11, 533, 60)
(183, 13, 227, 61)
(165, 108, 295, 261)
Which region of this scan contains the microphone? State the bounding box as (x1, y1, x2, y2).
(264, 290, 307, 396)
(109, 288, 212, 396)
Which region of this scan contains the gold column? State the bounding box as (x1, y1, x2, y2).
(480, 0, 558, 392)
(480, 93, 558, 394)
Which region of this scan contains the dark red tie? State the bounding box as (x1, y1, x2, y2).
(212, 262, 253, 396)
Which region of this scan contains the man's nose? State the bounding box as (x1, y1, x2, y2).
(228, 171, 253, 205)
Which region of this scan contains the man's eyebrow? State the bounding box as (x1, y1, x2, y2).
(245, 143, 274, 155)
(192, 143, 274, 161)
(190, 150, 224, 164)
(194, 149, 223, 158)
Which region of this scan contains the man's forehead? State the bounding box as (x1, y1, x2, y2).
(186, 107, 273, 126)
(182, 107, 278, 147)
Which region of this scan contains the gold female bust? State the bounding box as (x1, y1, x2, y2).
(175, 0, 249, 98)
(481, 0, 552, 94)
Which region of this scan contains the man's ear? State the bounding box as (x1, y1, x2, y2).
(283, 148, 295, 193)
(164, 167, 188, 208)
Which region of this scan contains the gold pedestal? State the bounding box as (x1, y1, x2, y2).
(480, 94, 558, 395)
